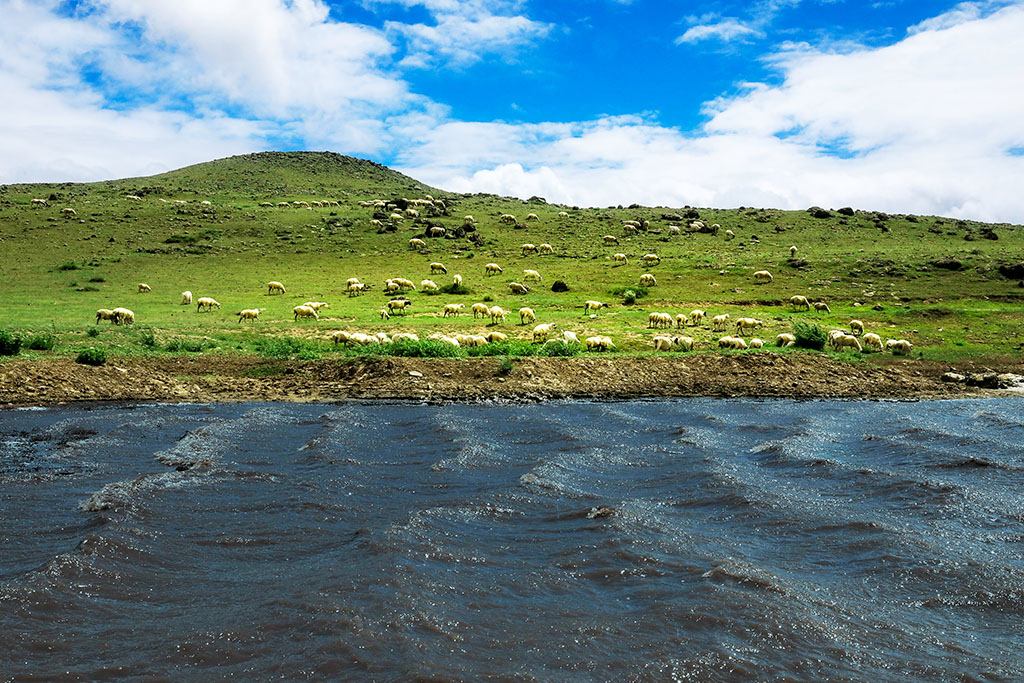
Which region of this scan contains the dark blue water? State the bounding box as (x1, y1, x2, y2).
(1, 399, 1023, 680)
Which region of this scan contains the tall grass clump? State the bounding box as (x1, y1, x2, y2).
(0, 330, 22, 356)
(465, 340, 537, 357)
(440, 282, 471, 295)
(792, 320, 827, 350)
(24, 333, 57, 351)
(254, 336, 323, 360)
(611, 285, 648, 305)
(383, 339, 463, 358)
(76, 347, 107, 366)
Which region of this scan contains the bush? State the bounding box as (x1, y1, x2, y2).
(57, 261, 79, 271)
(539, 340, 581, 357)
(621, 289, 638, 305)
(440, 282, 470, 295)
(87, 327, 100, 338)
(482, 294, 494, 302)
(383, 339, 463, 358)
(254, 336, 322, 359)
(24, 333, 57, 351)
(76, 347, 107, 366)
(497, 356, 514, 375)
(165, 339, 205, 353)
(466, 340, 537, 357)
(0, 330, 22, 356)
(137, 328, 157, 348)
(793, 320, 827, 350)
(611, 285, 648, 304)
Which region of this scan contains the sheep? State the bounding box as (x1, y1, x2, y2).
(790, 245, 798, 258)
(712, 313, 731, 331)
(464, 215, 475, 223)
(584, 336, 616, 352)
(519, 307, 536, 325)
(850, 319, 865, 335)
(675, 313, 689, 328)
(886, 338, 913, 355)
(753, 270, 774, 283)
(724, 229, 735, 240)
(430, 262, 447, 274)
(533, 323, 558, 342)
(259, 202, 273, 208)
(500, 214, 517, 224)
(277, 201, 290, 208)
(612, 253, 628, 266)
(384, 280, 401, 295)
(833, 333, 863, 352)
(380, 308, 390, 321)
(689, 310, 706, 325)
(602, 235, 619, 245)
(675, 336, 695, 351)
(348, 282, 367, 297)
(538, 243, 554, 255)
(562, 330, 581, 345)
(61, 207, 77, 216)
(521, 243, 539, 256)
(387, 299, 412, 315)
(345, 277, 361, 287)
(330, 331, 351, 345)
(181, 291, 193, 305)
(429, 227, 446, 238)
(238, 308, 261, 323)
(813, 301, 831, 313)
(196, 297, 221, 312)
(623, 224, 639, 236)
(293, 305, 319, 321)
(389, 212, 404, 222)
(523, 269, 542, 281)
(735, 317, 763, 336)
(526, 213, 540, 221)
(584, 300, 607, 314)
(485, 263, 503, 276)
(303, 301, 330, 312)
(641, 253, 661, 266)
(790, 295, 811, 311)
(488, 306, 506, 324)
(652, 335, 675, 351)
(200, 200, 212, 207)
(421, 279, 439, 292)
(667, 225, 681, 235)
(442, 303, 465, 318)
(748, 338, 765, 349)
(370, 219, 384, 229)
(112, 307, 135, 325)
(648, 312, 672, 329)
(776, 333, 796, 347)
(452, 274, 463, 287)
(558, 211, 569, 218)
(463, 335, 489, 348)
(137, 283, 151, 293)
(394, 278, 416, 291)
(639, 274, 657, 287)
(404, 208, 419, 218)
(268, 281, 286, 295)
(862, 333, 884, 352)
(486, 331, 508, 343)
(509, 282, 529, 295)
(718, 335, 748, 350)
(472, 303, 491, 319)
(827, 329, 847, 349)
(439, 336, 461, 347)
(392, 332, 420, 343)
(409, 238, 426, 249)
(96, 308, 116, 324)
(30, 198, 48, 206)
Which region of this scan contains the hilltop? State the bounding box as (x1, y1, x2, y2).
(0, 151, 1022, 404)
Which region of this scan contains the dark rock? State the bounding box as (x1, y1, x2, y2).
(965, 372, 1014, 389)
(461, 223, 476, 232)
(980, 228, 999, 240)
(587, 506, 615, 519)
(906, 214, 919, 223)
(551, 280, 570, 292)
(932, 258, 963, 270)
(998, 263, 1024, 279)
(837, 207, 855, 216)
(807, 206, 832, 219)
(683, 208, 700, 219)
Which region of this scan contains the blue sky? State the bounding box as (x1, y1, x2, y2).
(2, 0, 1023, 222)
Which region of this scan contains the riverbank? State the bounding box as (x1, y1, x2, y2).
(2, 353, 1021, 406)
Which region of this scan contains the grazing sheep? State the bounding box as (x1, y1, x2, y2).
(862, 332, 884, 352)
(639, 274, 657, 287)
(675, 313, 689, 328)
(404, 208, 419, 218)
(438, 336, 461, 347)
(428, 227, 446, 238)
(519, 307, 536, 325)
(538, 243, 554, 255)
(463, 335, 488, 348)
(409, 238, 426, 249)
(648, 312, 672, 329)
(348, 282, 367, 297)
(603, 235, 619, 245)
(612, 253, 628, 265)
(500, 214, 517, 224)
(724, 229, 735, 240)
(641, 253, 660, 266)
(790, 245, 798, 257)
(181, 291, 193, 305)
(488, 306, 506, 324)
(394, 278, 416, 291)
(790, 295, 811, 310)
(138, 283, 151, 293)
(776, 333, 797, 347)
(430, 262, 447, 274)
(421, 279, 439, 292)
(383, 280, 401, 295)
(380, 308, 390, 321)
(526, 213, 540, 221)
(196, 297, 221, 312)
(442, 303, 465, 318)
(345, 277, 361, 287)
(718, 335, 748, 350)
(735, 317, 763, 336)
(558, 211, 569, 218)
(464, 215, 475, 223)
(303, 302, 330, 312)
(712, 313, 731, 331)
(834, 333, 863, 352)
(389, 212, 404, 222)
(330, 331, 351, 345)
(112, 307, 135, 325)
(472, 303, 491, 319)
(238, 309, 261, 323)
(485, 263, 503, 275)
(850, 319, 865, 335)
(486, 331, 508, 343)
(667, 225, 681, 235)
(753, 270, 774, 283)
(813, 301, 831, 313)
(509, 282, 529, 294)
(652, 335, 675, 351)
(267, 281, 286, 295)
(523, 269, 542, 281)
(675, 336, 695, 351)
(30, 198, 48, 206)
(623, 224, 639, 236)
(584, 300, 607, 314)
(293, 305, 319, 321)
(689, 310, 706, 325)
(886, 338, 913, 355)
(452, 274, 463, 287)
(392, 332, 420, 343)
(96, 308, 116, 324)
(584, 336, 616, 352)
(533, 323, 558, 342)
(387, 299, 412, 315)
(748, 338, 765, 349)
(562, 330, 581, 345)
(370, 219, 384, 229)
(61, 207, 77, 217)
(521, 243, 539, 256)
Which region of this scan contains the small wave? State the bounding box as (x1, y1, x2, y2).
(79, 471, 211, 513)
(701, 558, 789, 595)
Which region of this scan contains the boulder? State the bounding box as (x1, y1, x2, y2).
(807, 206, 832, 219)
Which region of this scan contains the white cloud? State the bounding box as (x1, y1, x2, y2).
(675, 18, 764, 44)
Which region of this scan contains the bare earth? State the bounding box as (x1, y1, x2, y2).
(2, 354, 1021, 406)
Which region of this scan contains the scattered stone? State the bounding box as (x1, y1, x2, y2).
(837, 207, 855, 216)
(408, 370, 423, 377)
(932, 258, 964, 270)
(587, 506, 615, 519)
(807, 206, 832, 219)
(941, 372, 966, 383)
(551, 280, 570, 292)
(998, 262, 1024, 279)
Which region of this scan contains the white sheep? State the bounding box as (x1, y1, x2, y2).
(303, 301, 330, 312)
(421, 279, 439, 292)
(584, 336, 616, 352)
(612, 253, 628, 265)
(834, 333, 863, 352)
(712, 313, 731, 331)
(61, 207, 77, 217)
(639, 274, 657, 287)
(485, 331, 508, 343)
(196, 297, 220, 312)
(392, 332, 420, 343)
(790, 245, 798, 257)
(430, 262, 447, 274)
(348, 282, 367, 297)
(538, 243, 554, 255)
(886, 338, 913, 355)
(735, 317, 763, 335)
(850, 319, 865, 335)
(330, 331, 351, 345)
(181, 291, 193, 305)
(724, 229, 735, 240)
(584, 300, 607, 314)
(675, 313, 689, 328)
(748, 338, 765, 349)
(753, 270, 774, 283)
(488, 306, 506, 324)
(96, 308, 116, 324)
(387, 299, 412, 315)
(112, 307, 135, 325)
(409, 238, 426, 249)
(472, 303, 491, 319)
(526, 213, 540, 221)
(562, 330, 581, 345)
(813, 301, 831, 313)
(533, 323, 558, 342)
(689, 310, 706, 325)
(30, 198, 48, 206)
(667, 225, 681, 235)
(394, 278, 416, 291)
(345, 277, 361, 287)
(521, 243, 539, 256)
(790, 295, 811, 310)
(442, 303, 465, 318)
(641, 253, 660, 266)
(523, 269, 542, 281)
(485, 263, 503, 275)
(509, 282, 529, 294)
(452, 274, 463, 287)
(558, 211, 569, 218)
(519, 307, 536, 325)
(268, 281, 286, 295)
(603, 235, 619, 245)
(293, 305, 319, 321)
(718, 335, 748, 350)
(652, 335, 675, 351)
(138, 283, 151, 293)
(776, 333, 796, 347)
(500, 214, 517, 224)
(238, 308, 261, 323)
(862, 333, 884, 352)
(464, 215, 475, 223)
(675, 336, 695, 351)
(380, 308, 390, 321)
(429, 227, 446, 238)
(648, 312, 672, 329)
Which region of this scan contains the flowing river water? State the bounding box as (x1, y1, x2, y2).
(1, 399, 1022, 680)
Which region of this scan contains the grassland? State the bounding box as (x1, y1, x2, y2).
(0, 151, 1021, 396)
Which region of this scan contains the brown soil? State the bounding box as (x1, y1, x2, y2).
(1, 354, 1020, 406)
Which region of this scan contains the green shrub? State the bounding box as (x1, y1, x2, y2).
(793, 320, 827, 350)
(539, 340, 581, 357)
(87, 327, 100, 338)
(57, 261, 79, 271)
(466, 340, 536, 357)
(482, 294, 494, 302)
(24, 333, 57, 351)
(440, 282, 470, 295)
(254, 336, 322, 359)
(137, 328, 157, 348)
(611, 285, 648, 304)
(383, 339, 463, 358)
(165, 338, 206, 352)
(0, 330, 22, 356)
(497, 356, 514, 375)
(76, 347, 107, 366)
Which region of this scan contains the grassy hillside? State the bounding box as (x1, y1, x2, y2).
(0, 151, 1021, 364)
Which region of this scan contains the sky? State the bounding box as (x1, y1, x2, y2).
(2, 0, 1023, 223)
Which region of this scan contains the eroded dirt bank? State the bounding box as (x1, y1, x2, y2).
(2, 354, 1020, 406)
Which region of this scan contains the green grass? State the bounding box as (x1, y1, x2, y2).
(0, 151, 1021, 365)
